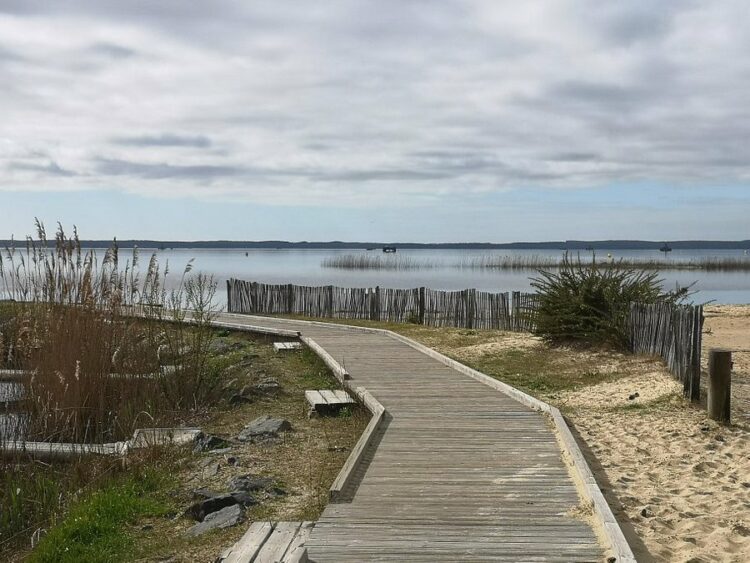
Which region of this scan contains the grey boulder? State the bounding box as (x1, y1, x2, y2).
(237, 416, 291, 442)
(185, 504, 242, 537)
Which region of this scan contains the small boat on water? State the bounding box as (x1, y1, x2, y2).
(382, 246, 397, 253)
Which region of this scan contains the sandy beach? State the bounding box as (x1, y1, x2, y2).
(563, 304, 750, 562)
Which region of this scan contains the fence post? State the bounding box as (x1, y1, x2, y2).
(287, 283, 294, 315)
(467, 289, 475, 329)
(418, 287, 425, 325)
(327, 285, 334, 318)
(226, 280, 232, 312)
(371, 286, 380, 321)
(708, 349, 732, 423)
(688, 306, 703, 402)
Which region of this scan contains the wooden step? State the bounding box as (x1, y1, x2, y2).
(305, 389, 355, 416)
(218, 521, 313, 563)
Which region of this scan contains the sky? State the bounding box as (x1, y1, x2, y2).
(0, 0, 749, 242)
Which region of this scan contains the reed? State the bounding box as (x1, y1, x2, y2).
(322, 252, 750, 271)
(460, 254, 750, 271)
(321, 254, 440, 270)
(0, 221, 221, 444)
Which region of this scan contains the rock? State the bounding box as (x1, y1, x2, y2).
(628, 392, 640, 401)
(226, 474, 286, 498)
(187, 493, 240, 521)
(237, 416, 291, 442)
(227, 456, 238, 466)
(733, 524, 750, 537)
(209, 339, 242, 355)
(229, 394, 253, 406)
(194, 433, 230, 453)
(186, 504, 242, 537)
(741, 482, 750, 488)
(192, 488, 256, 508)
(141, 524, 154, 532)
(202, 462, 220, 479)
(254, 377, 281, 393)
(192, 488, 220, 500)
(228, 474, 274, 492)
(715, 434, 725, 442)
(207, 448, 233, 456)
(228, 491, 257, 507)
(640, 506, 654, 518)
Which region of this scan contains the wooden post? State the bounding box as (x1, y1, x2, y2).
(287, 283, 294, 315)
(226, 280, 232, 312)
(418, 287, 425, 325)
(708, 349, 732, 423)
(467, 289, 475, 329)
(327, 285, 334, 318)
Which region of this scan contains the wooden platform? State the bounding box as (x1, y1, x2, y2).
(218, 521, 313, 563)
(273, 342, 302, 352)
(215, 313, 614, 562)
(305, 389, 355, 416)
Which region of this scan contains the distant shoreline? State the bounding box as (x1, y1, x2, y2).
(2, 239, 749, 250)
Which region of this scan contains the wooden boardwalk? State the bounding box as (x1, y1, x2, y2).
(216, 313, 608, 562)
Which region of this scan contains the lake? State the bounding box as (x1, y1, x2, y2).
(135, 247, 750, 305)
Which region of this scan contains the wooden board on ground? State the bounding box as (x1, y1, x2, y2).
(273, 342, 302, 352)
(218, 521, 312, 563)
(305, 389, 355, 416)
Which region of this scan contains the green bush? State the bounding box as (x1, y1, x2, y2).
(530, 254, 684, 348)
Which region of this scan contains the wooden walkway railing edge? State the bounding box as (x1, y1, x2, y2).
(221, 312, 637, 563)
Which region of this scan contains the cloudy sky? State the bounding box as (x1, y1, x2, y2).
(1, 1, 748, 242)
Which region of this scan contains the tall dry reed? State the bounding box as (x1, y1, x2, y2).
(0, 221, 221, 444)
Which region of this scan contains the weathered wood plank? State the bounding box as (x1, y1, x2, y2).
(221, 521, 275, 563)
(255, 521, 301, 562)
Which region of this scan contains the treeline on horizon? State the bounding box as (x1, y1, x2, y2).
(1, 239, 749, 250)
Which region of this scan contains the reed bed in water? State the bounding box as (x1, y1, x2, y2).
(462, 255, 750, 271)
(322, 252, 750, 271)
(321, 253, 442, 270)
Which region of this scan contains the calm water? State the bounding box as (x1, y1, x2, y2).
(136, 247, 750, 305)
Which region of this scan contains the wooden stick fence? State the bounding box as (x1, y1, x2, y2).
(227, 279, 530, 331)
(629, 303, 703, 401)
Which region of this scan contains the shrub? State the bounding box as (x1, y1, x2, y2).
(529, 253, 685, 348)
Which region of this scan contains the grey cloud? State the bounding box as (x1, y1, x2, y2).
(546, 152, 601, 162)
(1, 1, 749, 204)
(96, 158, 240, 180)
(8, 161, 76, 177)
(88, 42, 137, 59)
(112, 134, 212, 148)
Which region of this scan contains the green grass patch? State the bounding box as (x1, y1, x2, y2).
(456, 348, 618, 396)
(29, 468, 174, 563)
